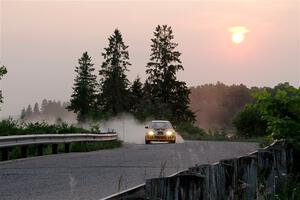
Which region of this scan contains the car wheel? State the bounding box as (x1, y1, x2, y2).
(145, 140, 150, 144)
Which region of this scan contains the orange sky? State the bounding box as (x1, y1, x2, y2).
(0, 0, 299, 117)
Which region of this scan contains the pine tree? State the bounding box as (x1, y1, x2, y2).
(20, 108, 26, 120)
(129, 76, 144, 115)
(0, 65, 7, 107)
(99, 29, 131, 115)
(26, 104, 33, 117)
(68, 52, 97, 122)
(41, 99, 48, 113)
(33, 102, 40, 114)
(145, 25, 195, 123)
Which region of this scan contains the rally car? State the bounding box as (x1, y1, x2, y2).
(145, 120, 176, 144)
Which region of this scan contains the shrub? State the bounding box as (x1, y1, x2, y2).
(0, 119, 89, 136)
(176, 122, 206, 140)
(233, 106, 267, 138)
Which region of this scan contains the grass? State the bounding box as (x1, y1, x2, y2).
(277, 175, 300, 200)
(1, 140, 122, 161)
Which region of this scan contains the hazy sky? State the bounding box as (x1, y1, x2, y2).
(0, 0, 299, 117)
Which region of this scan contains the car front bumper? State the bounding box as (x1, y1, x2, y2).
(145, 134, 176, 142)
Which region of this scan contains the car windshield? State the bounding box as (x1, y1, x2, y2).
(149, 121, 172, 129)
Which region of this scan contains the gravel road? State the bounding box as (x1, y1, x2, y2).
(0, 141, 258, 200)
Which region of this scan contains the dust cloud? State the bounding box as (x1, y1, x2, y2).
(100, 114, 184, 144)
(100, 114, 150, 144)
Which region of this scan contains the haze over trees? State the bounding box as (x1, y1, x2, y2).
(21, 99, 76, 124)
(189, 82, 253, 131)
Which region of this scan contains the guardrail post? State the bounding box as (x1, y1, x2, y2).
(64, 143, 70, 153)
(52, 144, 58, 154)
(21, 146, 28, 158)
(1, 148, 8, 161)
(37, 145, 43, 156)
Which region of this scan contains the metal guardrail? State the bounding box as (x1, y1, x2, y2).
(0, 133, 118, 148)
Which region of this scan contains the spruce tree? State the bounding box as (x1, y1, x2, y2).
(129, 76, 144, 115)
(20, 108, 26, 120)
(41, 99, 48, 113)
(0, 65, 7, 107)
(33, 102, 40, 114)
(99, 29, 131, 115)
(68, 52, 97, 122)
(26, 104, 33, 117)
(145, 25, 195, 123)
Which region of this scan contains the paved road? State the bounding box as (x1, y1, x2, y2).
(0, 141, 258, 200)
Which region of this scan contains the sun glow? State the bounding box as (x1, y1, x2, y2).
(229, 26, 249, 44)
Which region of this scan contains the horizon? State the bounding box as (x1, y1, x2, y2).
(1, 0, 299, 117)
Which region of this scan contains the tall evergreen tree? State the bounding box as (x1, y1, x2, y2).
(26, 104, 33, 117)
(20, 108, 26, 120)
(145, 25, 195, 123)
(129, 76, 144, 115)
(99, 29, 131, 115)
(0, 65, 7, 108)
(68, 52, 97, 122)
(41, 99, 48, 113)
(33, 102, 40, 114)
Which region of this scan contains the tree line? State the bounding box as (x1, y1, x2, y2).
(20, 99, 76, 123)
(190, 82, 300, 138)
(189, 82, 253, 131)
(68, 25, 195, 124)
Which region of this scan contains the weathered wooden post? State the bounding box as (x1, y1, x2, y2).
(1, 148, 9, 161)
(37, 144, 43, 156)
(52, 144, 58, 154)
(21, 146, 28, 158)
(64, 143, 70, 153)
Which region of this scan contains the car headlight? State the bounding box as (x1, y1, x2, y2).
(147, 131, 154, 136)
(166, 130, 173, 136)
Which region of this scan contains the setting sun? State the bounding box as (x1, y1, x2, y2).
(229, 26, 249, 44)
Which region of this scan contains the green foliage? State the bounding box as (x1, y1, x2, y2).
(99, 29, 131, 115)
(145, 25, 195, 123)
(176, 122, 206, 140)
(233, 82, 300, 143)
(233, 106, 267, 137)
(68, 52, 98, 122)
(251, 82, 300, 140)
(0, 118, 22, 135)
(90, 123, 101, 133)
(0, 119, 89, 136)
(277, 175, 300, 200)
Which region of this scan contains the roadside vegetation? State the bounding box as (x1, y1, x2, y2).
(234, 82, 300, 198)
(0, 119, 89, 136)
(0, 140, 122, 161)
